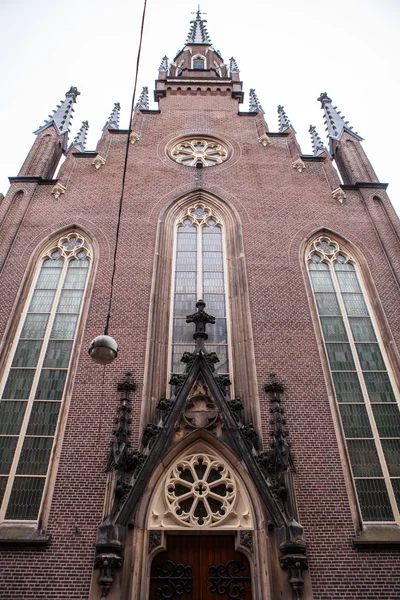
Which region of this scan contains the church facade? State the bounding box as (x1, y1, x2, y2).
(0, 10, 400, 599)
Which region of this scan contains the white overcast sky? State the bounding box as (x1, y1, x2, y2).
(1, 0, 399, 215)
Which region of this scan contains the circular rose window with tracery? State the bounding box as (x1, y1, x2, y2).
(170, 138, 228, 167)
(166, 453, 236, 527)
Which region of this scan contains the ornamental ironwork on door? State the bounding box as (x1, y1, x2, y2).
(150, 560, 193, 599)
(209, 560, 251, 598)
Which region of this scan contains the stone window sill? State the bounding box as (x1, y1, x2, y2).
(0, 524, 51, 547)
(353, 525, 400, 547)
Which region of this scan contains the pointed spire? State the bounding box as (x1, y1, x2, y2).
(309, 125, 329, 157)
(229, 57, 240, 74)
(70, 120, 89, 152)
(318, 92, 362, 141)
(277, 105, 296, 134)
(249, 89, 264, 114)
(102, 102, 121, 131)
(159, 56, 169, 74)
(34, 87, 80, 143)
(186, 6, 211, 44)
(134, 87, 149, 111)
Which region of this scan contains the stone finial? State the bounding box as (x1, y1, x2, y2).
(70, 120, 89, 153)
(318, 92, 362, 141)
(134, 87, 149, 111)
(186, 6, 211, 44)
(229, 57, 240, 74)
(34, 86, 80, 150)
(309, 125, 329, 156)
(186, 299, 215, 352)
(102, 102, 121, 131)
(249, 89, 265, 114)
(159, 56, 169, 74)
(278, 105, 296, 133)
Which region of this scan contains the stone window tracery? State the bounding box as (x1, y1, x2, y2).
(170, 138, 228, 168)
(0, 232, 91, 521)
(307, 235, 400, 524)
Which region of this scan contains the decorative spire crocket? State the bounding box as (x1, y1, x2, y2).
(34, 86, 80, 150)
(278, 105, 296, 133)
(134, 86, 149, 111)
(186, 6, 211, 44)
(186, 299, 215, 352)
(158, 56, 169, 73)
(249, 89, 264, 114)
(102, 102, 121, 131)
(69, 120, 89, 153)
(309, 125, 328, 156)
(229, 57, 240, 74)
(318, 92, 362, 142)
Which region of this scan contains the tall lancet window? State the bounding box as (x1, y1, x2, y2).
(307, 236, 400, 524)
(170, 204, 229, 375)
(0, 232, 91, 521)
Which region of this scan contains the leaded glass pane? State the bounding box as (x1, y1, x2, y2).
(172, 345, 195, 373)
(202, 233, 222, 251)
(372, 405, 400, 438)
(342, 294, 369, 316)
(35, 370, 67, 400)
(356, 344, 386, 371)
(205, 345, 228, 373)
(12, 340, 43, 368)
(309, 270, 335, 292)
(63, 268, 88, 290)
(0, 402, 27, 435)
(2, 369, 35, 399)
(43, 341, 73, 368)
(349, 318, 377, 342)
(26, 402, 61, 436)
(355, 479, 394, 522)
(68, 256, 89, 268)
(35, 267, 62, 289)
(203, 272, 224, 293)
(5, 477, 45, 520)
(347, 440, 382, 477)
(41, 258, 63, 268)
(320, 317, 348, 342)
(314, 293, 341, 316)
(177, 232, 197, 251)
(0, 437, 18, 473)
(392, 479, 400, 512)
(339, 405, 373, 438)
(202, 253, 223, 271)
(176, 252, 197, 270)
(174, 295, 197, 316)
(364, 373, 396, 403)
(28, 290, 55, 313)
(381, 440, 400, 476)
(207, 319, 227, 344)
(175, 272, 196, 293)
(332, 372, 364, 403)
(334, 260, 355, 271)
(20, 314, 49, 339)
(173, 319, 195, 343)
(50, 315, 78, 340)
(0, 477, 6, 508)
(16, 437, 53, 475)
(203, 295, 226, 317)
(326, 343, 355, 371)
(336, 271, 362, 293)
(57, 290, 83, 313)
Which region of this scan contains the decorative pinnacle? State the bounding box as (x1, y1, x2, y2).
(309, 125, 328, 157)
(317, 92, 362, 141)
(186, 299, 215, 352)
(249, 89, 264, 114)
(34, 86, 80, 149)
(134, 86, 149, 111)
(70, 120, 89, 152)
(186, 6, 211, 44)
(277, 105, 296, 134)
(229, 57, 240, 74)
(159, 56, 169, 73)
(102, 102, 120, 131)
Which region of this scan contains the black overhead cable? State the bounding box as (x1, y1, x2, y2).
(104, 0, 148, 335)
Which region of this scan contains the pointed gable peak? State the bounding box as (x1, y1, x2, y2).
(278, 105, 296, 133)
(318, 92, 363, 142)
(103, 102, 121, 131)
(249, 89, 264, 114)
(309, 124, 329, 157)
(134, 86, 149, 111)
(34, 86, 80, 148)
(69, 120, 89, 153)
(186, 6, 212, 45)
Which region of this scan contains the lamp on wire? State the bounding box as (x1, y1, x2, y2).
(88, 0, 148, 365)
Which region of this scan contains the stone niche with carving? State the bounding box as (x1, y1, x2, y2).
(174, 378, 223, 440)
(148, 443, 253, 530)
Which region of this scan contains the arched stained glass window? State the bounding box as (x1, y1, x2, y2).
(0, 232, 91, 521)
(307, 236, 400, 523)
(170, 204, 229, 375)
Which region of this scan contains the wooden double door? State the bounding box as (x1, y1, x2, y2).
(150, 534, 252, 599)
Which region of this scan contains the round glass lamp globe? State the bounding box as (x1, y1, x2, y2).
(88, 335, 118, 365)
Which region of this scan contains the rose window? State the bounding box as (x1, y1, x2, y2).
(166, 453, 236, 527)
(170, 138, 228, 167)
